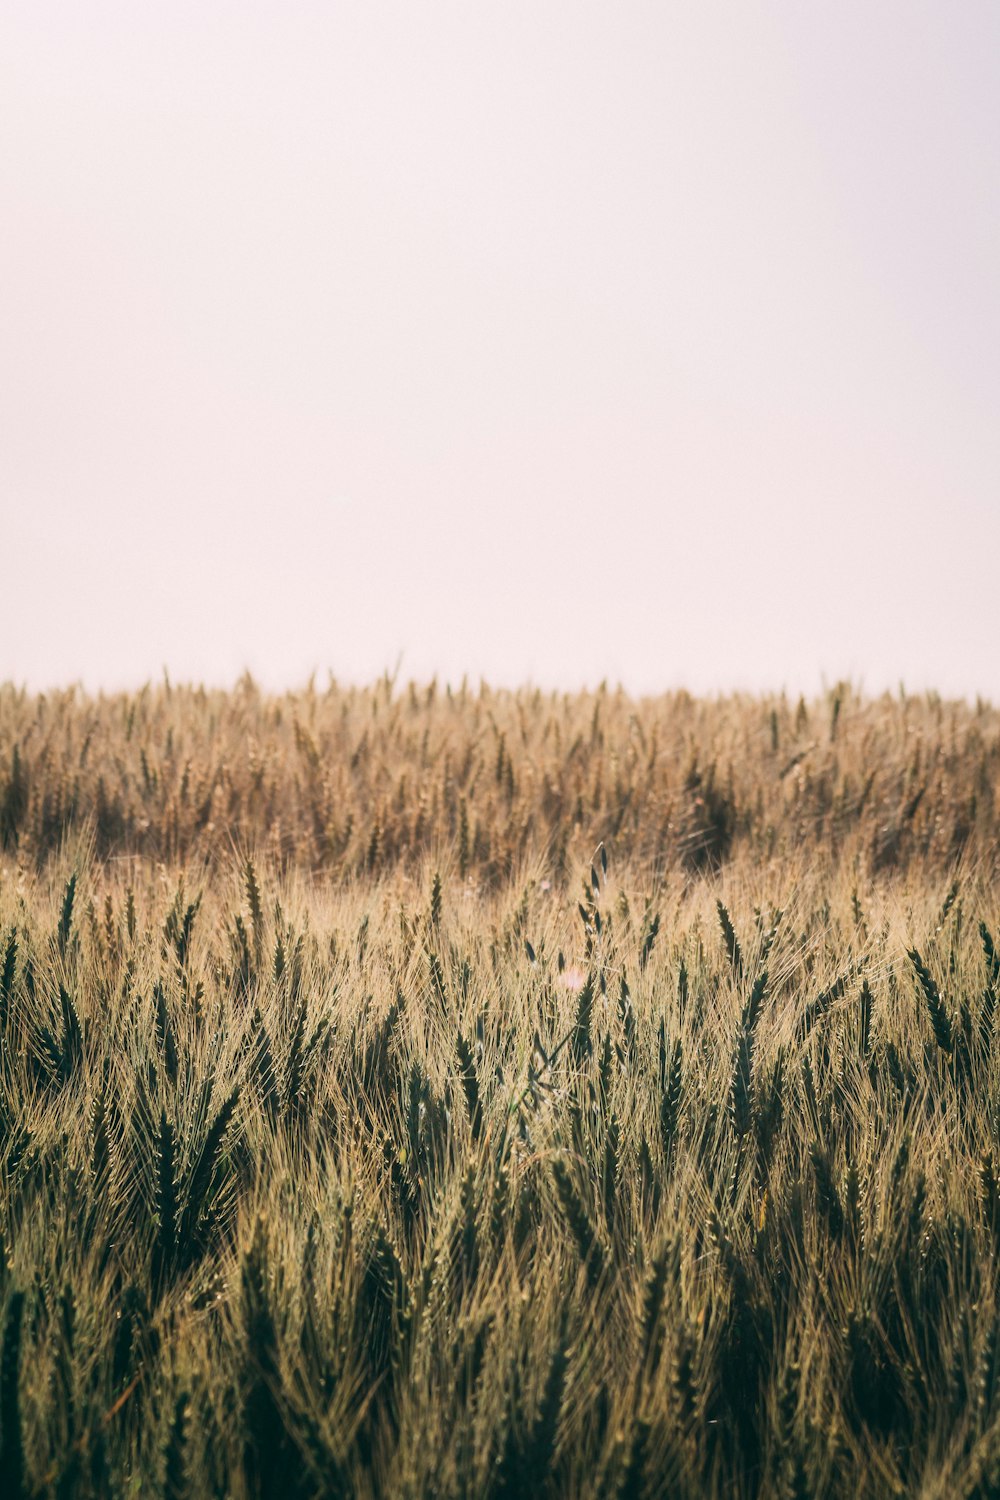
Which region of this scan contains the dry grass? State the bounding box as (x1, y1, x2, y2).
(0, 678, 999, 1497)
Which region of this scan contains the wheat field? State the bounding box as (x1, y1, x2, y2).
(1, 678, 999, 1498)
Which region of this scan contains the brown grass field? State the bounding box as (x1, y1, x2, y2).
(1, 677, 999, 1497)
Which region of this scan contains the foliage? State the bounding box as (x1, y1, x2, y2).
(0, 679, 998, 1496)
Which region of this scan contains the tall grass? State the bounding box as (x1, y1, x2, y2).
(0, 678, 997, 1496)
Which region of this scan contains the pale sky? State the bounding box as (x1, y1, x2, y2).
(2, 3, 998, 700)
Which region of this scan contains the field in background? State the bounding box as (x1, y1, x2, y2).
(1, 680, 999, 1498)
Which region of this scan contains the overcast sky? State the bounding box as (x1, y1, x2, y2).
(2, 2, 998, 699)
